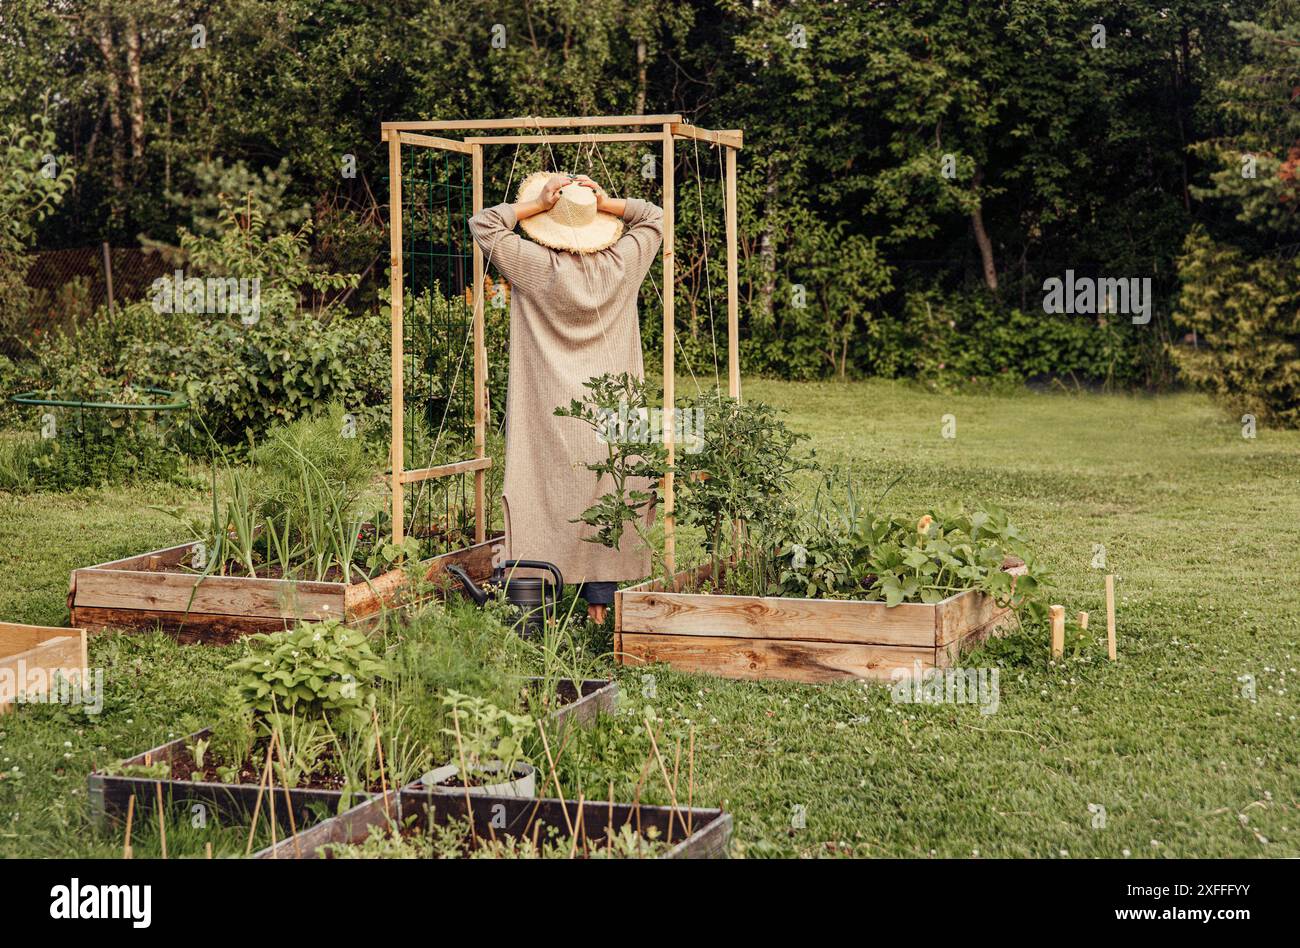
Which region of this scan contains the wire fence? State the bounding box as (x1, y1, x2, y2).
(2, 245, 174, 363)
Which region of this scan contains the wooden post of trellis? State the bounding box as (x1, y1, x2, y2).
(471, 143, 487, 544)
(661, 122, 677, 581)
(725, 146, 740, 401)
(388, 134, 405, 547)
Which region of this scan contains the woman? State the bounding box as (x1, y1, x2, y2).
(469, 172, 662, 624)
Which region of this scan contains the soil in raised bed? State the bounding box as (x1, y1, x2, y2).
(322, 818, 670, 859)
(152, 559, 373, 584)
(165, 743, 387, 794)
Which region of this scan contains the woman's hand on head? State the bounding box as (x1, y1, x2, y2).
(540, 174, 572, 207)
(571, 174, 613, 213)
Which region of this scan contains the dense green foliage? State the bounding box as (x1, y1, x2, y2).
(0, 107, 74, 344)
(3, 0, 1292, 403)
(1175, 229, 1300, 426)
(23, 205, 387, 455)
(227, 619, 392, 724)
(1173, 12, 1300, 426)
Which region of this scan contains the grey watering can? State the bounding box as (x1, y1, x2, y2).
(444, 559, 564, 637)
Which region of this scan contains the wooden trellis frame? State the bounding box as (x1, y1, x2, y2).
(380, 115, 744, 577)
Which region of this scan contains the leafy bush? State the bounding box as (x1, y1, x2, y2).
(883, 290, 1146, 389)
(675, 391, 811, 565)
(33, 203, 388, 454)
(0, 108, 74, 342)
(227, 619, 392, 725)
(166, 157, 310, 237)
(248, 405, 378, 533)
(1172, 228, 1300, 428)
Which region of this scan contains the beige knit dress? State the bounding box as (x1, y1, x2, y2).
(469, 198, 663, 584)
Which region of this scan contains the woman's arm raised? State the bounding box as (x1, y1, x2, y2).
(570, 175, 663, 276)
(469, 174, 571, 289)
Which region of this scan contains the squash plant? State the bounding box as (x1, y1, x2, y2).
(772, 493, 1050, 622)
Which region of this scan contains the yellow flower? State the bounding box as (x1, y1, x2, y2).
(917, 515, 934, 536)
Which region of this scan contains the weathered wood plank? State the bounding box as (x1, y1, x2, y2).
(381, 114, 684, 132)
(934, 608, 1020, 667)
(670, 123, 743, 149)
(85, 541, 196, 572)
(343, 534, 504, 618)
(71, 606, 290, 643)
(935, 589, 1005, 648)
(88, 728, 368, 833)
(398, 456, 492, 484)
(378, 129, 473, 153)
(0, 626, 88, 709)
(0, 622, 84, 656)
(465, 132, 664, 145)
(933, 563, 1027, 646)
(254, 791, 399, 859)
(620, 633, 934, 684)
(73, 568, 342, 620)
(620, 588, 938, 647)
(533, 678, 618, 732)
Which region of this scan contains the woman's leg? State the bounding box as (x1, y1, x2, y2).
(577, 582, 617, 624)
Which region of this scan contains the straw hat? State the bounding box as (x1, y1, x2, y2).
(515, 171, 623, 253)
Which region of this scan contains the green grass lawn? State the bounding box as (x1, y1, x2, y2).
(2, 380, 1298, 858)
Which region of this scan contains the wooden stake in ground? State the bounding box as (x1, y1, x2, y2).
(273, 729, 302, 859)
(644, 719, 689, 842)
(536, 721, 574, 836)
(244, 740, 275, 856)
(687, 725, 695, 836)
(568, 792, 585, 859)
(372, 709, 391, 823)
(154, 780, 167, 859)
(1077, 611, 1089, 631)
(265, 732, 279, 855)
(450, 712, 478, 848)
(1105, 574, 1117, 661)
(1049, 604, 1065, 659)
(123, 793, 135, 860)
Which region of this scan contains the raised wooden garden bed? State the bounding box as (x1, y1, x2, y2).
(255, 785, 732, 859)
(88, 678, 615, 833)
(0, 623, 88, 713)
(69, 534, 504, 643)
(87, 727, 373, 834)
(615, 562, 1026, 684)
(528, 677, 618, 732)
